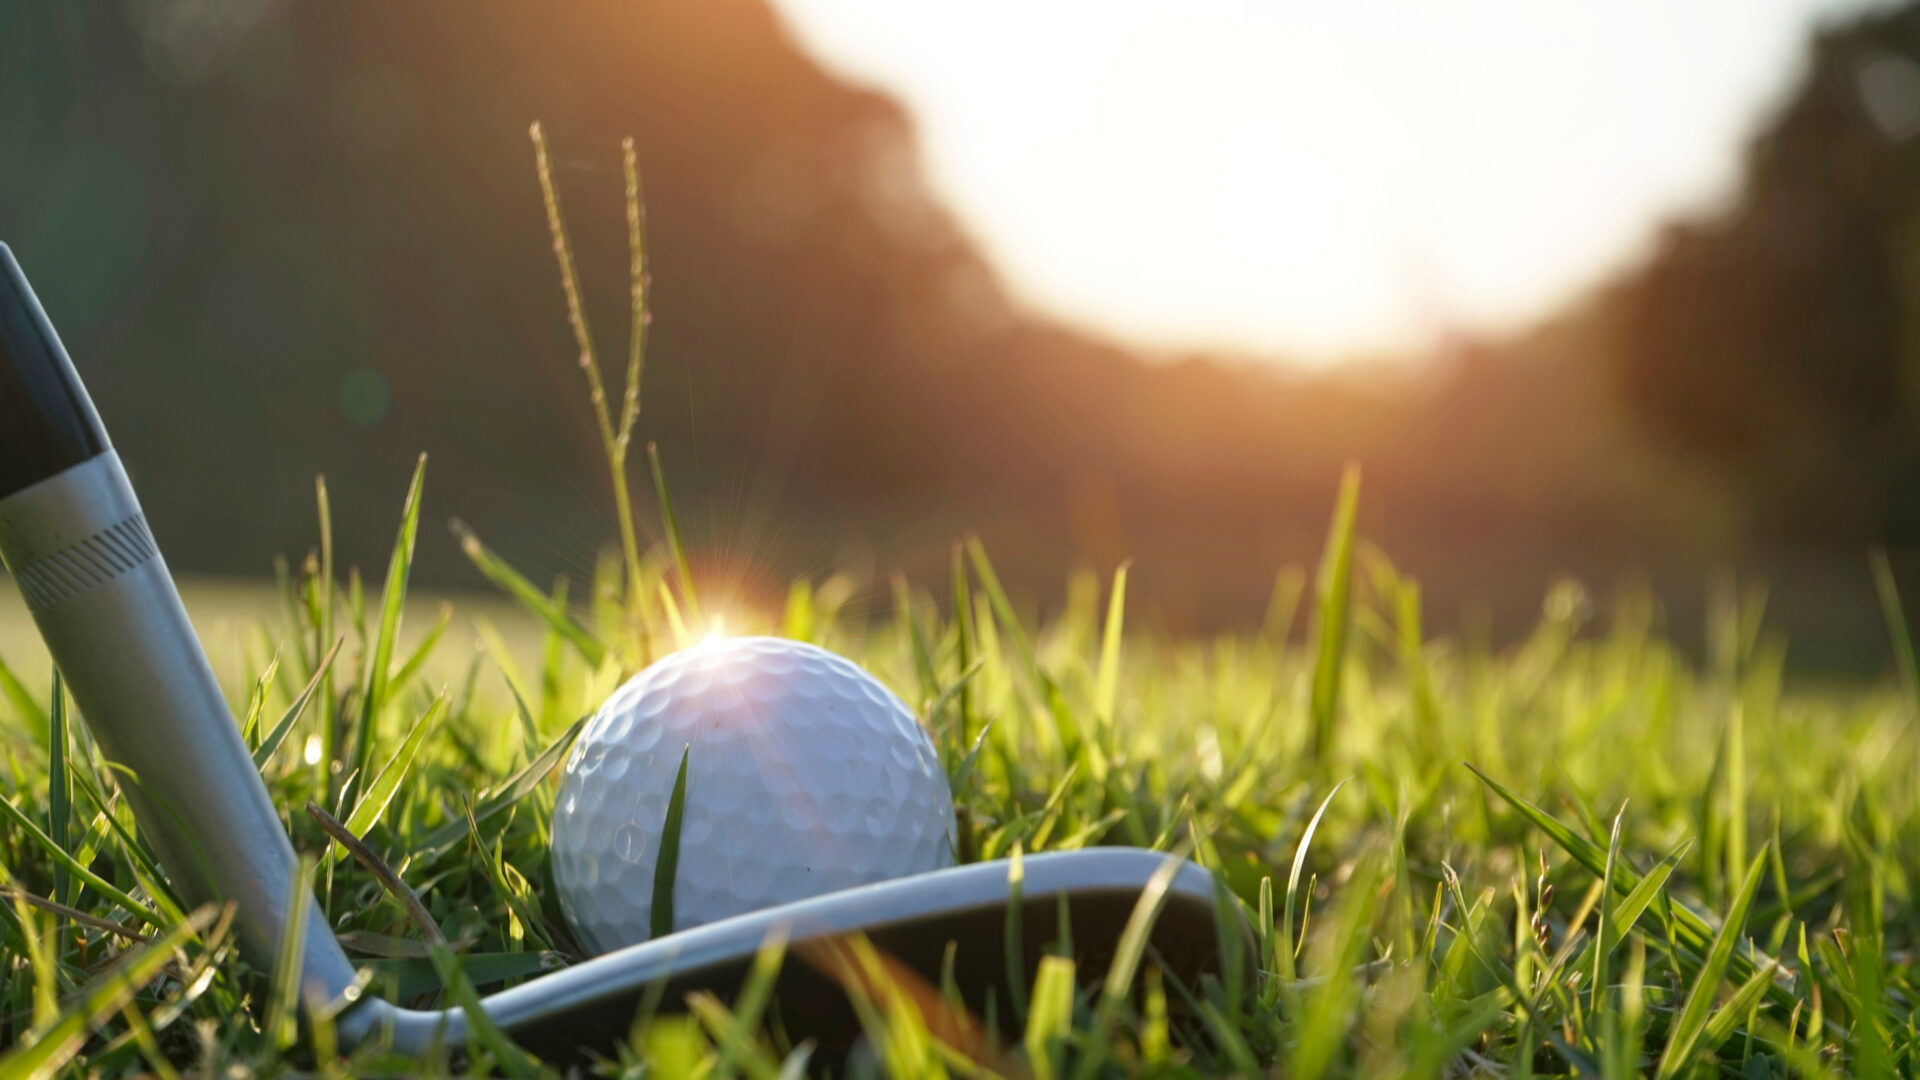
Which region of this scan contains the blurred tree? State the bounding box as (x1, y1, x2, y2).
(1618, 3, 1920, 543)
(1, 0, 1901, 661)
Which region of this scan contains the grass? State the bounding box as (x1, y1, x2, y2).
(3, 133, 1919, 1078)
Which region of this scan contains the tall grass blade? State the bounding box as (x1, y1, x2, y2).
(452, 519, 608, 666)
(426, 942, 540, 1077)
(1470, 764, 1794, 1016)
(1606, 841, 1688, 950)
(1073, 853, 1185, 1080)
(951, 544, 977, 739)
(893, 573, 938, 706)
(332, 695, 446, 863)
(1282, 780, 1347, 981)
(1263, 566, 1307, 651)
(414, 715, 586, 854)
(1396, 580, 1440, 743)
(315, 475, 335, 796)
(1005, 843, 1028, 1020)
(968, 538, 1082, 757)
(1698, 961, 1779, 1054)
(389, 602, 452, 700)
(1654, 847, 1768, 1080)
(263, 857, 314, 1051)
(1024, 955, 1076, 1080)
(1870, 547, 1920, 712)
(1310, 464, 1362, 761)
(46, 673, 67, 914)
(5, 880, 56, 1030)
(1593, 806, 1624, 1028)
(1095, 561, 1129, 729)
(613, 136, 650, 601)
(648, 442, 703, 624)
(651, 743, 690, 940)
(346, 453, 426, 808)
(253, 638, 340, 770)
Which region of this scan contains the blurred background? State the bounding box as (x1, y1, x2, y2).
(4, 0, 1920, 671)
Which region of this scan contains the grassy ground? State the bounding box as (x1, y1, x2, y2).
(1, 462, 1916, 1078)
(5, 132, 1919, 1077)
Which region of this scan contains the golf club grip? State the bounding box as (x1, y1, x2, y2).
(0, 248, 360, 1013)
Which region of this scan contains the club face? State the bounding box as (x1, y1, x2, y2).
(366, 848, 1246, 1061)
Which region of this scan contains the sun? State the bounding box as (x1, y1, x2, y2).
(768, 0, 1870, 363)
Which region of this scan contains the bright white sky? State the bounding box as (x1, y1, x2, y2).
(768, 0, 1883, 364)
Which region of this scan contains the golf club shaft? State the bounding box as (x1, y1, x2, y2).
(0, 245, 362, 1021)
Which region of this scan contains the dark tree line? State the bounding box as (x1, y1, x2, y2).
(1618, 3, 1920, 544)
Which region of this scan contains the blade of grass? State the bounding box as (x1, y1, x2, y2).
(531, 123, 649, 621)
(614, 136, 649, 601)
(0, 795, 163, 930)
(413, 715, 586, 855)
(464, 803, 555, 954)
(307, 801, 445, 945)
(331, 695, 446, 864)
(1606, 841, 1689, 952)
(239, 653, 280, 749)
(1005, 843, 1028, 1020)
(1073, 852, 1186, 1080)
(650, 744, 690, 940)
(254, 638, 341, 771)
(451, 519, 608, 667)
(1310, 464, 1362, 762)
(5, 877, 56, 1030)
(1024, 955, 1076, 1080)
(893, 574, 939, 707)
(426, 942, 540, 1078)
(345, 453, 427, 810)
(1282, 780, 1348, 981)
(315, 476, 335, 797)
(648, 442, 703, 624)
(64, 769, 181, 920)
(1653, 846, 1768, 1080)
(951, 544, 977, 741)
(1592, 805, 1624, 1039)
(1467, 763, 1791, 1009)
(389, 603, 452, 700)
(1094, 561, 1129, 730)
(1870, 547, 1920, 712)
(0, 905, 216, 1080)
(968, 538, 1083, 761)
(47, 673, 68, 917)
(4, 887, 148, 944)
(1698, 961, 1779, 1054)
(263, 857, 315, 1051)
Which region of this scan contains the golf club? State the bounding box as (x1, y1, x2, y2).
(0, 244, 1246, 1059)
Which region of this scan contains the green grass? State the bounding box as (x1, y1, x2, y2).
(4, 133, 1919, 1078)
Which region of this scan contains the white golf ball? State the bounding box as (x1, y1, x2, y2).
(550, 636, 956, 953)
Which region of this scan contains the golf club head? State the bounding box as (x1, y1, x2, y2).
(0, 247, 1251, 1062)
(369, 848, 1248, 1061)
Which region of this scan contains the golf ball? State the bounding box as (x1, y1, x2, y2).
(550, 636, 956, 953)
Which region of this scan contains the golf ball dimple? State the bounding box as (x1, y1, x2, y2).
(550, 636, 956, 953)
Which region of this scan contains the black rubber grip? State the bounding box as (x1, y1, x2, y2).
(0, 244, 110, 498)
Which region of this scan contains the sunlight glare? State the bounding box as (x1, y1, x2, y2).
(768, 0, 1879, 363)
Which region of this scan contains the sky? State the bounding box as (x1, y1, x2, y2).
(767, 0, 1886, 364)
